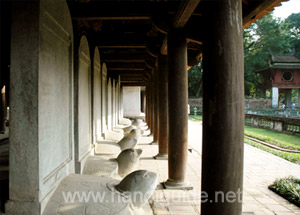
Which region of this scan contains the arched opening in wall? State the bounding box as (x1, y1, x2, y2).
(0, 1, 11, 212)
(123, 87, 142, 118)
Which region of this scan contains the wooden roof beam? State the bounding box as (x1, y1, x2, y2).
(106, 63, 146, 69)
(68, 1, 180, 22)
(121, 82, 147, 87)
(107, 70, 146, 75)
(108, 68, 144, 71)
(160, 0, 201, 54)
(92, 33, 153, 49)
(173, 0, 201, 29)
(101, 53, 155, 63)
(243, 0, 286, 27)
(68, 1, 169, 20)
(121, 76, 145, 80)
(121, 79, 145, 83)
(72, 16, 151, 21)
(119, 74, 146, 78)
(98, 45, 147, 49)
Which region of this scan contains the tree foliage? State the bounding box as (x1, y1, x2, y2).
(285, 13, 300, 56)
(188, 12, 300, 98)
(244, 13, 296, 97)
(188, 64, 202, 98)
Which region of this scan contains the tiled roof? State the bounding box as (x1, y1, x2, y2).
(271, 55, 300, 63)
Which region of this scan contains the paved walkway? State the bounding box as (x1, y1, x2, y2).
(137, 120, 300, 215)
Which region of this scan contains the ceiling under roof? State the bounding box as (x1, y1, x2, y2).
(67, 0, 287, 86)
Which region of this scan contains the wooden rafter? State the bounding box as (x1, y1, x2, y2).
(160, 0, 201, 54)
(173, 0, 201, 28)
(243, 0, 287, 28)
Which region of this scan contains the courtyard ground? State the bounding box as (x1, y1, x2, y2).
(137, 120, 300, 215)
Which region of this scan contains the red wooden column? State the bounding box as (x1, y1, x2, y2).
(154, 54, 168, 158)
(164, 28, 190, 188)
(201, 0, 244, 214)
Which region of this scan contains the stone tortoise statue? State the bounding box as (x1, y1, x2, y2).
(114, 170, 158, 208)
(125, 128, 143, 140)
(116, 148, 142, 177)
(44, 170, 157, 215)
(117, 137, 137, 151)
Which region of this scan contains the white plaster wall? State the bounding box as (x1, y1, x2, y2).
(123, 87, 141, 117)
(39, 2, 73, 180)
(120, 87, 124, 119)
(107, 78, 112, 130)
(116, 82, 119, 125)
(77, 36, 92, 163)
(101, 63, 107, 133)
(112, 79, 116, 127)
(93, 48, 102, 142)
(117, 77, 121, 122)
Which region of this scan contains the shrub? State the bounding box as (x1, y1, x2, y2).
(269, 177, 300, 207)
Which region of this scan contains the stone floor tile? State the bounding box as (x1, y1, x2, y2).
(264, 204, 291, 212)
(255, 197, 280, 204)
(242, 203, 264, 212)
(275, 212, 296, 215)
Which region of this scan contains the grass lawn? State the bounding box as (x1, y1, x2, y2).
(245, 139, 300, 165)
(187, 117, 300, 163)
(244, 125, 300, 151)
(188, 115, 202, 121)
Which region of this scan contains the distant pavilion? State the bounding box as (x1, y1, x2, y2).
(256, 54, 300, 108)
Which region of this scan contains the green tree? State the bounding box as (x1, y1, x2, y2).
(244, 13, 294, 97)
(285, 13, 300, 56)
(188, 64, 202, 98)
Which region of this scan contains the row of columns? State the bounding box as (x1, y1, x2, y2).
(145, 0, 244, 213)
(106, 77, 123, 131)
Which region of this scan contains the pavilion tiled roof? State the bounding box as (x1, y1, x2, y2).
(256, 55, 300, 73)
(271, 55, 300, 63)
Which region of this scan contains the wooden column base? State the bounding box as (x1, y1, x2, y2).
(162, 179, 193, 190)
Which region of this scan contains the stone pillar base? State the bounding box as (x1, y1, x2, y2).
(5, 200, 40, 215)
(75, 148, 93, 174)
(153, 153, 168, 160)
(142, 129, 151, 136)
(272, 87, 279, 108)
(162, 179, 193, 190)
